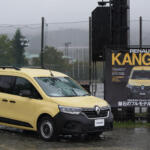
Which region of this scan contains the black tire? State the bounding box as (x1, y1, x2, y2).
(38, 116, 55, 141)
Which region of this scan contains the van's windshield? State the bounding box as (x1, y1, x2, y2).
(131, 70, 150, 80)
(35, 77, 89, 97)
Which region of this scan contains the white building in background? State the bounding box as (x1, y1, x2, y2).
(57, 46, 89, 62)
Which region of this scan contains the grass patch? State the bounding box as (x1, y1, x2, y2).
(114, 121, 150, 128)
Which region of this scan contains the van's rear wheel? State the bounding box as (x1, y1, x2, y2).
(38, 116, 55, 141)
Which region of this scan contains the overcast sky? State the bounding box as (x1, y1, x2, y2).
(0, 0, 150, 24)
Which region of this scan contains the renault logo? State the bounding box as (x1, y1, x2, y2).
(95, 106, 101, 115)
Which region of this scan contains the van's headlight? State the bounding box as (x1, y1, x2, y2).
(59, 106, 82, 115)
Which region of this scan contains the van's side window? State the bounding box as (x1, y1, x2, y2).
(14, 77, 42, 99)
(0, 75, 15, 94)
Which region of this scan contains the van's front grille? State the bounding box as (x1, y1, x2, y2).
(82, 107, 110, 119)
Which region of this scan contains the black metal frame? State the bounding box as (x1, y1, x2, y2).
(0, 66, 45, 70)
(104, 46, 150, 122)
(0, 66, 20, 70)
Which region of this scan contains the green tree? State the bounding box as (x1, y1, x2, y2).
(12, 29, 28, 66)
(0, 34, 14, 65)
(32, 46, 71, 73)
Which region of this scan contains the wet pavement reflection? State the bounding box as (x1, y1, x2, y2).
(0, 126, 150, 150)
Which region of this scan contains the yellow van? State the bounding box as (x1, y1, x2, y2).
(127, 66, 150, 98)
(0, 67, 113, 141)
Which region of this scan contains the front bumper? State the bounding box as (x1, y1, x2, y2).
(128, 86, 150, 98)
(53, 112, 113, 135)
(129, 90, 150, 99)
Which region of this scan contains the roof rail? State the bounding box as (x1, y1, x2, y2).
(0, 66, 20, 70)
(22, 66, 44, 69)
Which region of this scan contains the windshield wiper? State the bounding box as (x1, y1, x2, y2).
(82, 93, 91, 96)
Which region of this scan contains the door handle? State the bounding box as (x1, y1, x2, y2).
(9, 100, 16, 104)
(2, 99, 8, 102)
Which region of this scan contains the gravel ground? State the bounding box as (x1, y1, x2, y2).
(0, 126, 150, 150)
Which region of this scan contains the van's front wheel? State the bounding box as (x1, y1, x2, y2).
(38, 116, 55, 141)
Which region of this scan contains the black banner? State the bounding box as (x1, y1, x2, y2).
(105, 49, 150, 107)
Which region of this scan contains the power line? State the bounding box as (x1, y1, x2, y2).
(1, 19, 150, 30)
(0, 20, 88, 27)
(47, 20, 88, 25)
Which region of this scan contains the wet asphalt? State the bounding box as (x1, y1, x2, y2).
(0, 126, 150, 150)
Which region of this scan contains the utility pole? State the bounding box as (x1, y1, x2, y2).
(89, 17, 92, 87)
(41, 17, 45, 68)
(77, 49, 80, 79)
(139, 16, 143, 49)
(72, 50, 75, 78)
(139, 16, 143, 116)
(82, 49, 85, 80)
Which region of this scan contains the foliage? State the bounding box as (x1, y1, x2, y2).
(12, 29, 28, 66)
(32, 46, 72, 73)
(0, 34, 14, 65)
(0, 30, 91, 82)
(0, 29, 28, 67)
(114, 121, 150, 128)
(0, 30, 72, 74)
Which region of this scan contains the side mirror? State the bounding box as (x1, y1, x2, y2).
(20, 90, 32, 98)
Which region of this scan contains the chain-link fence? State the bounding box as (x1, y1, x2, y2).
(0, 19, 150, 79)
(0, 20, 90, 82)
(42, 20, 89, 82)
